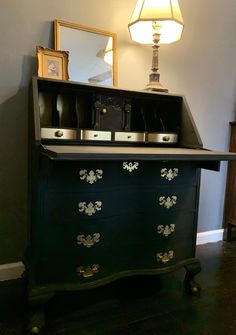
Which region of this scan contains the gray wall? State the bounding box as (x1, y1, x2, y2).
(0, 0, 236, 264)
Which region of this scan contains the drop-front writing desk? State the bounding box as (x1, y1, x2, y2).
(27, 77, 236, 333)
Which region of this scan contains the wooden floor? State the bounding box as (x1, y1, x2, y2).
(1, 240, 236, 334)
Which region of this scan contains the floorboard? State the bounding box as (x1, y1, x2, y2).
(1, 241, 236, 334)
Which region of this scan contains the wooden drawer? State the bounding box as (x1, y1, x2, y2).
(80, 130, 112, 141)
(35, 208, 196, 261)
(41, 127, 77, 140)
(42, 160, 198, 193)
(41, 184, 197, 223)
(32, 230, 195, 286)
(114, 131, 145, 142)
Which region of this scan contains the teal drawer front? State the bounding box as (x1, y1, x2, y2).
(31, 158, 199, 288)
(32, 235, 194, 286)
(41, 184, 197, 223)
(32, 209, 196, 286)
(43, 160, 198, 192)
(33, 209, 196, 256)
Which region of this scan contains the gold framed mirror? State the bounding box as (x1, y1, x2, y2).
(54, 19, 118, 86)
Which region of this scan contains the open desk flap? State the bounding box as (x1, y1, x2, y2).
(40, 144, 236, 170)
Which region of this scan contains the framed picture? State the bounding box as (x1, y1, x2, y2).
(36, 46, 69, 80)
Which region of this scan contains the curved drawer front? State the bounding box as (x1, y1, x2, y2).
(33, 248, 193, 285)
(32, 212, 195, 281)
(36, 205, 195, 243)
(33, 237, 194, 285)
(42, 183, 197, 223)
(41, 160, 198, 192)
(34, 158, 200, 287)
(73, 232, 194, 281)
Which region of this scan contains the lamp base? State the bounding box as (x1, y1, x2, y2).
(145, 82, 168, 93)
(145, 72, 168, 93)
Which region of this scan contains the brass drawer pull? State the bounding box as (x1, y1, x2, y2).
(76, 264, 99, 278)
(161, 168, 179, 181)
(77, 233, 100, 248)
(78, 201, 102, 216)
(156, 251, 174, 264)
(79, 169, 103, 184)
(159, 196, 177, 209)
(157, 224, 175, 237)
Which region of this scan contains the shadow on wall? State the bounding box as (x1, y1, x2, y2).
(0, 55, 37, 264)
(233, 102, 236, 121)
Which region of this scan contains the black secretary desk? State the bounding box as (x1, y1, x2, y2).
(27, 76, 235, 333)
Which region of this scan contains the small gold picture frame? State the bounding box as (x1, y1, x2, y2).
(36, 46, 69, 80)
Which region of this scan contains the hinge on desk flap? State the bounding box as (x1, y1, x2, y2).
(40, 144, 55, 160)
(39, 144, 236, 163)
(197, 161, 221, 171)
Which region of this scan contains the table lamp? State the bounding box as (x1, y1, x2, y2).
(128, 0, 184, 92)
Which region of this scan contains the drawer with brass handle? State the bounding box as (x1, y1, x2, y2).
(115, 131, 145, 142)
(147, 132, 178, 144)
(41, 127, 77, 140)
(80, 130, 111, 141)
(76, 264, 100, 278)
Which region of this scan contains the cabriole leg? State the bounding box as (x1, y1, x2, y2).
(29, 306, 45, 334)
(28, 290, 54, 334)
(184, 260, 201, 295)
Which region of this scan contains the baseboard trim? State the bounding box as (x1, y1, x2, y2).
(196, 229, 224, 245)
(0, 262, 25, 281)
(0, 229, 224, 281)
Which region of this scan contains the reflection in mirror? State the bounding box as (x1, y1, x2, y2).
(54, 20, 118, 86)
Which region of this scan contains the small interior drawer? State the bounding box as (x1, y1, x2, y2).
(147, 133, 178, 144)
(115, 131, 145, 142)
(41, 128, 77, 140)
(80, 130, 112, 141)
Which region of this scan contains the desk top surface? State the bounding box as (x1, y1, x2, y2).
(41, 145, 236, 161)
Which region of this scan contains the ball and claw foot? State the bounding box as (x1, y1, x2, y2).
(30, 326, 41, 334)
(28, 308, 45, 334)
(191, 284, 200, 295)
(184, 261, 201, 295)
(184, 277, 201, 295)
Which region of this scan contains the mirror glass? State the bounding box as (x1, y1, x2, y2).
(54, 20, 118, 86)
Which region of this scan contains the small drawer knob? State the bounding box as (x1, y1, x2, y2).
(54, 130, 64, 138)
(162, 135, 170, 142)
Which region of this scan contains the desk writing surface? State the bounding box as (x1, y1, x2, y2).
(41, 145, 236, 161)
(28, 77, 236, 332)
